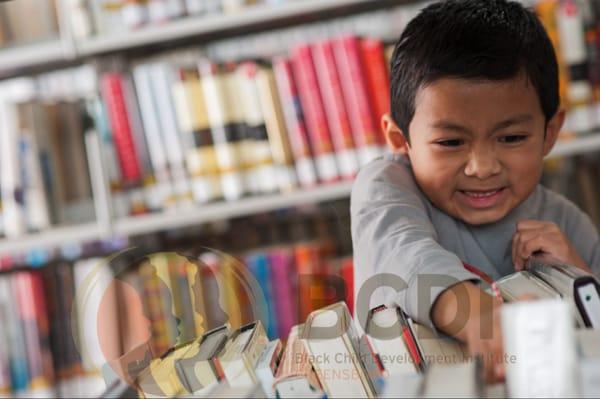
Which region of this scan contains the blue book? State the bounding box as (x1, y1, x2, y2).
(246, 253, 278, 339)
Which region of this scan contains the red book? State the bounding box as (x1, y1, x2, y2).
(291, 44, 340, 183)
(294, 242, 324, 321)
(311, 40, 359, 180)
(361, 38, 391, 145)
(272, 57, 318, 188)
(333, 35, 384, 166)
(340, 257, 354, 314)
(13, 272, 55, 390)
(101, 73, 142, 183)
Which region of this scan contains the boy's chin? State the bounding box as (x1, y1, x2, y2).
(455, 208, 510, 226)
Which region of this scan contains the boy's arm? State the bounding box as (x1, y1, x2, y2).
(351, 159, 481, 329)
(431, 281, 505, 382)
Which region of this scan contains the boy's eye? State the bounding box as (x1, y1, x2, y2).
(499, 135, 527, 144)
(436, 139, 464, 147)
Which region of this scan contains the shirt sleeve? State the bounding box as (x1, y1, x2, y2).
(351, 158, 480, 330)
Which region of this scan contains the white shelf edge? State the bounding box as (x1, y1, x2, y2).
(0, 39, 73, 75)
(114, 180, 354, 237)
(548, 133, 600, 159)
(77, 0, 394, 56)
(0, 222, 103, 256)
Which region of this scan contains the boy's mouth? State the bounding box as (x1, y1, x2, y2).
(457, 187, 507, 209)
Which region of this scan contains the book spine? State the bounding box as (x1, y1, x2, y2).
(171, 67, 221, 203)
(67, 0, 95, 39)
(0, 101, 27, 238)
(0, 280, 10, 395)
(272, 57, 318, 188)
(183, 260, 206, 337)
(13, 272, 55, 392)
(121, 0, 148, 29)
(19, 130, 51, 232)
(268, 249, 297, 339)
(149, 253, 180, 348)
(165, 0, 186, 18)
(361, 38, 390, 145)
(2, 276, 30, 393)
(294, 243, 323, 321)
(340, 257, 354, 315)
(312, 40, 359, 179)
(199, 252, 229, 331)
(148, 0, 170, 23)
(557, 0, 594, 133)
(101, 73, 143, 184)
(149, 63, 193, 206)
(237, 62, 278, 194)
(132, 64, 175, 209)
(139, 260, 171, 356)
(55, 262, 83, 377)
(184, 0, 205, 15)
(256, 67, 298, 193)
(199, 61, 246, 201)
(291, 44, 340, 183)
(333, 35, 384, 166)
(246, 253, 278, 339)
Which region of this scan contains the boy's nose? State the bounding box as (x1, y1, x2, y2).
(463, 150, 501, 179)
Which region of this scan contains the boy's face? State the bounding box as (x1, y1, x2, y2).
(385, 74, 563, 226)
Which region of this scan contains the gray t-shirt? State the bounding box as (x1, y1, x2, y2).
(351, 153, 600, 329)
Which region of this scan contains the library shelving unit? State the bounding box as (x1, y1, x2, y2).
(2, 0, 600, 258)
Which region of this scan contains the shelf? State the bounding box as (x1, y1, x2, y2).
(76, 0, 409, 56)
(0, 222, 103, 257)
(548, 133, 600, 159)
(114, 180, 354, 237)
(0, 40, 74, 78)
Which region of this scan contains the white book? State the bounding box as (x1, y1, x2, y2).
(421, 361, 483, 398)
(148, 62, 193, 206)
(184, 0, 205, 15)
(20, 130, 51, 232)
(121, 0, 149, 29)
(301, 302, 375, 398)
(132, 64, 175, 208)
(502, 299, 579, 397)
(254, 340, 282, 398)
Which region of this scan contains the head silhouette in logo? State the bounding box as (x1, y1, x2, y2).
(92, 247, 262, 396)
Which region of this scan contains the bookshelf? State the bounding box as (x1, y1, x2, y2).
(76, 0, 411, 56)
(2, 131, 600, 257)
(0, 0, 413, 78)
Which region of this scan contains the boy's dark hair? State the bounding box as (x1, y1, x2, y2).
(390, 0, 559, 141)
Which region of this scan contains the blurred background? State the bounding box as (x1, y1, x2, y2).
(0, 0, 599, 397)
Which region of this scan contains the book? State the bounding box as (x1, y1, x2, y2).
(360, 38, 390, 145)
(268, 247, 298, 339)
(502, 299, 579, 397)
(217, 321, 268, 387)
(526, 254, 600, 328)
(170, 66, 221, 203)
(311, 40, 360, 180)
(256, 67, 298, 193)
(420, 361, 483, 398)
(272, 57, 319, 188)
(301, 302, 376, 398)
(199, 61, 247, 201)
(333, 35, 384, 165)
(254, 339, 282, 398)
(174, 324, 229, 394)
(237, 62, 278, 195)
(291, 44, 340, 183)
(273, 324, 323, 398)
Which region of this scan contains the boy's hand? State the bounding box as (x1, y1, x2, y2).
(512, 220, 592, 272)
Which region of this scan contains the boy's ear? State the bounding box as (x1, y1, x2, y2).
(381, 114, 410, 155)
(542, 108, 566, 156)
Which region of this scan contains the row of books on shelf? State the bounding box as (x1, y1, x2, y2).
(0, 208, 354, 397)
(0, 0, 296, 47)
(102, 257, 600, 398)
(68, 0, 298, 40)
(0, 33, 392, 239)
(0, 0, 60, 48)
(104, 298, 600, 399)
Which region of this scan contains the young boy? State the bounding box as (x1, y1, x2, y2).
(352, 0, 600, 382)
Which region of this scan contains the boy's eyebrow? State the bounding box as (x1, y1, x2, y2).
(431, 114, 534, 134)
